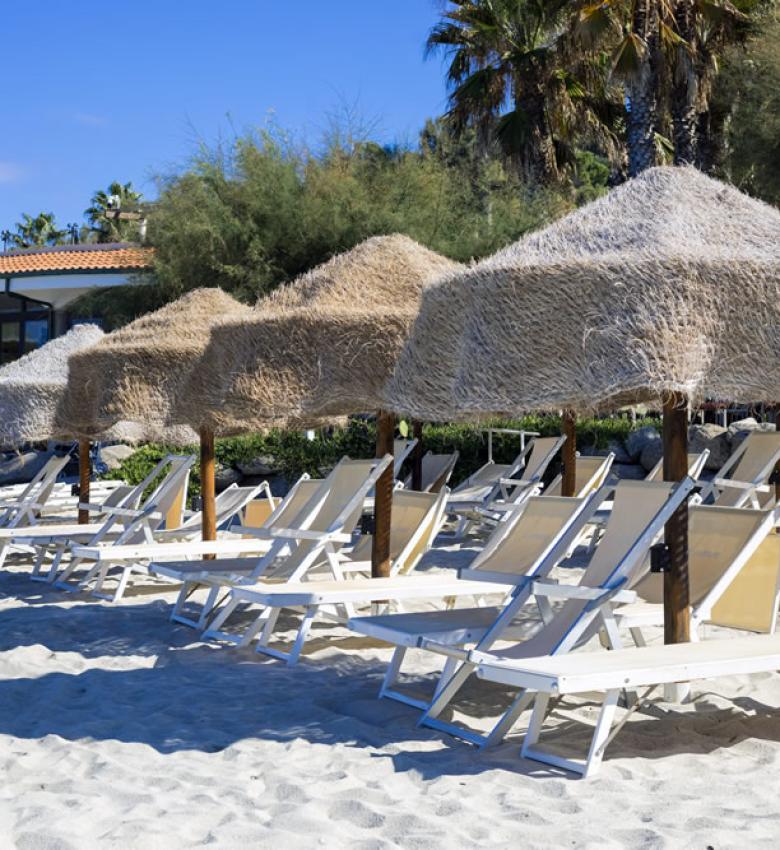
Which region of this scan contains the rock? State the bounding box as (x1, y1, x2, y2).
(99, 444, 135, 471)
(237, 455, 279, 477)
(611, 462, 647, 481)
(625, 426, 661, 462)
(0, 450, 55, 486)
(688, 423, 730, 471)
(214, 465, 243, 491)
(640, 440, 664, 472)
(727, 417, 776, 452)
(604, 439, 633, 465)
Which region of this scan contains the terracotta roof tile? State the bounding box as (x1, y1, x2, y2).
(0, 243, 154, 275)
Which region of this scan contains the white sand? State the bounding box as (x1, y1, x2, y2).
(1, 543, 780, 849)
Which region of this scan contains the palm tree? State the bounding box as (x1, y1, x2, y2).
(85, 181, 143, 242)
(427, 0, 615, 184)
(9, 212, 67, 248)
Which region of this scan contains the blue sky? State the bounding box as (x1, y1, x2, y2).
(0, 1, 449, 235)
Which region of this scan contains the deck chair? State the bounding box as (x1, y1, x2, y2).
(352, 478, 694, 746)
(0, 453, 71, 527)
(393, 439, 418, 480)
(202, 489, 458, 664)
(69, 482, 272, 602)
(475, 632, 780, 777)
(447, 435, 566, 537)
(403, 451, 459, 493)
(699, 431, 780, 508)
(617, 503, 780, 640)
(150, 456, 391, 629)
(348, 491, 600, 708)
(14, 455, 195, 584)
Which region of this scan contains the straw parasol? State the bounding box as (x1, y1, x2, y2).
(384, 165, 780, 642)
(0, 325, 162, 520)
(59, 288, 252, 539)
(176, 234, 463, 575)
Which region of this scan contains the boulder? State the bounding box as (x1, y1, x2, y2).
(625, 426, 661, 462)
(640, 440, 664, 472)
(0, 450, 54, 487)
(604, 439, 633, 465)
(237, 455, 279, 477)
(727, 417, 776, 452)
(688, 423, 730, 471)
(611, 462, 647, 481)
(99, 444, 135, 471)
(214, 464, 243, 492)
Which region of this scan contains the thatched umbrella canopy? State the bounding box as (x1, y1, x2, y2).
(384, 165, 780, 643)
(58, 288, 252, 537)
(385, 166, 780, 420)
(176, 234, 463, 575)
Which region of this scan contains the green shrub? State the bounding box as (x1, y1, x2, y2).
(101, 415, 661, 499)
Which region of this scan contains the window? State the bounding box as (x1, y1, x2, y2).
(0, 296, 50, 363)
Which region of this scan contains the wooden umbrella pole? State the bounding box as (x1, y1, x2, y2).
(200, 427, 217, 559)
(561, 409, 577, 498)
(372, 410, 395, 578)
(78, 440, 91, 525)
(411, 420, 424, 491)
(662, 393, 691, 643)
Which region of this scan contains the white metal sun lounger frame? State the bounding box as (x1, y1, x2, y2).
(27, 454, 195, 586)
(447, 435, 566, 537)
(69, 481, 272, 602)
(157, 456, 393, 629)
(475, 633, 780, 777)
(350, 487, 609, 710)
(201, 488, 452, 664)
(416, 477, 697, 747)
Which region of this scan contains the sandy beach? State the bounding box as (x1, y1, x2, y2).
(1, 542, 779, 850)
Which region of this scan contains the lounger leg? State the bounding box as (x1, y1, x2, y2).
(198, 586, 223, 629)
(252, 607, 281, 649)
(0, 543, 8, 570)
(521, 692, 551, 754)
(629, 627, 647, 648)
(203, 594, 243, 640)
(111, 565, 133, 603)
(285, 606, 317, 666)
(432, 657, 459, 700)
(582, 689, 620, 777)
(483, 689, 534, 747)
(421, 660, 476, 723)
(42, 544, 65, 583)
(379, 647, 407, 697)
(171, 581, 203, 627)
(55, 555, 84, 589)
(29, 547, 47, 579)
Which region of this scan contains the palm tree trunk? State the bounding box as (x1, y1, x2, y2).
(515, 67, 558, 184)
(625, 0, 659, 177)
(671, 0, 698, 165)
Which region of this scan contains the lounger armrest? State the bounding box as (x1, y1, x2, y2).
(530, 581, 637, 605)
(497, 478, 536, 490)
(85, 504, 159, 520)
(714, 478, 770, 493)
(417, 638, 471, 660)
(234, 525, 353, 544)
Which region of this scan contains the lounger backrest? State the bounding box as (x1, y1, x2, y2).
(633, 504, 779, 631)
(3, 453, 71, 526)
(470, 495, 587, 579)
(276, 458, 384, 578)
(169, 483, 270, 534)
(519, 437, 564, 483)
(712, 432, 780, 507)
(498, 481, 680, 660)
(645, 452, 708, 483)
(545, 454, 614, 497)
(403, 451, 459, 493)
(348, 488, 447, 574)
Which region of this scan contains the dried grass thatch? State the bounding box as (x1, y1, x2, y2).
(384, 166, 780, 419)
(175, 235, 462, 431)
(58, 288, 251, 443)
(0, 325, 158, 447)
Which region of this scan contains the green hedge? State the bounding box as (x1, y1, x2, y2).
(101, 416, 661, 501)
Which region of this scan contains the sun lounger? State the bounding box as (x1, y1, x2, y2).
(393, 439, 418, 480)
(13, 455, 195, 584)
(447, 435, 566, 537)
(699, 431, 780, 508)
(543, 453, 615, 498)
(645, 450, 710, 483)
(68, 482, 271, 601)
(151, 456, 392, 629)
(348, 489, 603, 708)
(475, 633, 780, 777)
(350, 478, 694, 745)
(198, 489, 454, 663)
